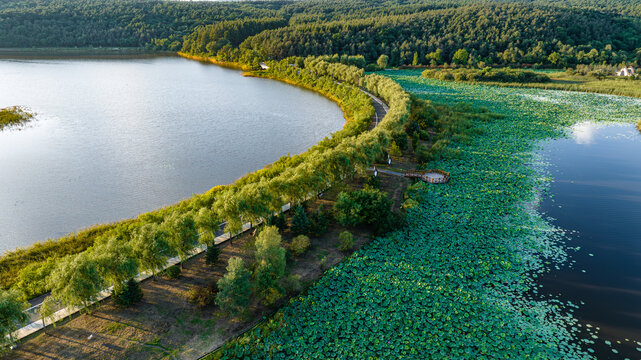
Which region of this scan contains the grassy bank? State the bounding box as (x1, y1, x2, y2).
(0, 106, 33, 130)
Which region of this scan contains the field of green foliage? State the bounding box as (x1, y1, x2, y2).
(212, 70, 641, 358)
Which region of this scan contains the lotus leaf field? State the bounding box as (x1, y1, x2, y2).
(212, 70, 641, 359)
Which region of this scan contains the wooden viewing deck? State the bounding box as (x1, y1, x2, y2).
(403, 169, 450, 184)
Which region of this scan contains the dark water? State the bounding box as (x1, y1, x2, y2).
(539, 123, 641, 359)
(0, 57, 345, 252)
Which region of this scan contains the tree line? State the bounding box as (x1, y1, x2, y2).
(2, 0, 640, 68)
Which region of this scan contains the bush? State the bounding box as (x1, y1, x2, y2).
(291, 205, 311, 236)
(163, 265, 181, 279)
(112, 279, 143, 307)
(338, 231, 355, 252)
(206, 245, 221, 266)
(289, 235, 311, 256)
(187, 285, 217, 308)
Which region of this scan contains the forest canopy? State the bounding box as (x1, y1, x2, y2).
(1, 0, 640, 67)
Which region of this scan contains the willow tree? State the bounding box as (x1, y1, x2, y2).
(0, 289, 29, 349)
(163, 212, 199, 267)
(132, 223, 174, 278)
(93, 237, 138, 290)
(48, 253, 105, 312)
(195, 207, 219, 246)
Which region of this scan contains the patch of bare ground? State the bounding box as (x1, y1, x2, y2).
(7, 162, 413, 360)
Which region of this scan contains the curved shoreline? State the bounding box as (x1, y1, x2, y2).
(0, 56, 375, 296)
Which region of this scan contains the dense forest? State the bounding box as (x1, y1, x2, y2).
(1, 0, 640, 67)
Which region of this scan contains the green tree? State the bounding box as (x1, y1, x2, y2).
(291, 205, 311, 236)
(164, 213, 200, 267)
(195, 207, 219, 246)
(39, 296, 57, 333)
(548, 52, 561, 65)
(216, 257, 251, 316)
(112, 279, 143, 307)
(377, 54, 389, 69)
(389, 141, 402, 156)
(207, 244, 221, 266)
(132, 224, 174, 278)
(93, 237, 138, 290)
(254, 226, 287, 299)
(412, 52, 419, 66)
(338, 231, 355, 252)
(426, 49, 443, 66)
(48, 253, 105, 312)
(0, 289, 29, 349)
(452, 49, 470, 65)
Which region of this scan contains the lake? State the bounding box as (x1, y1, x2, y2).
(0, 56, 345, 253)
(539, 123, 641, 359)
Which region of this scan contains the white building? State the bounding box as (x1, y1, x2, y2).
(259, 62, 269, 70)
(616, 66, 636, 76)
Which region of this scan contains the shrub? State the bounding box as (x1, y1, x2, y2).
(289, 235, 311, 256)
(206, 245, 221, 266)
(338, 231, 355, 252)
(112, 279, 143, 307)
(187, 285, 217, 308)
(291, 206, 311, 236)
(163, 265, 181, 280)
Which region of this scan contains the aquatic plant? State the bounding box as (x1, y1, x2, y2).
(0, 106, 33, 130)
(209, 71, 641, 359)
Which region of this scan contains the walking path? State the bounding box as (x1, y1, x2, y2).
(11, 81, 390, 345)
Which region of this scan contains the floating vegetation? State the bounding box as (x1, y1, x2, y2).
(211, 70, 641, 359)
(0, 106, 34, 130)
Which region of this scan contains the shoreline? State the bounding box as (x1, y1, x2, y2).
(0, 55, 370, 299)
(0, 47, 173, 59)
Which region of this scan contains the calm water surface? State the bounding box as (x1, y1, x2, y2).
(0, 57, 345, 252)
(539, 123, 641, 359)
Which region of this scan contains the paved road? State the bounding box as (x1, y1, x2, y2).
(359, 88, 389, 129)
